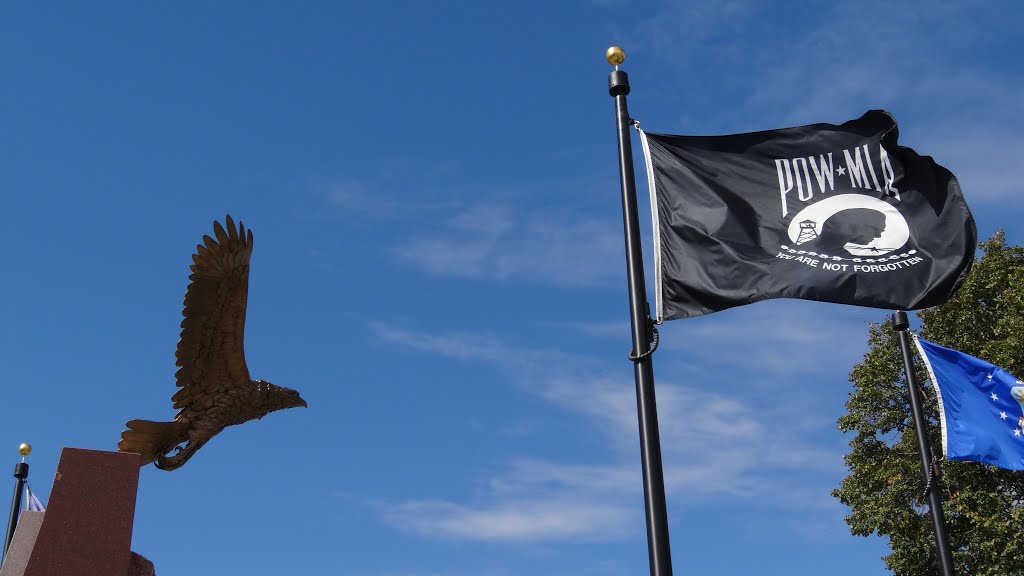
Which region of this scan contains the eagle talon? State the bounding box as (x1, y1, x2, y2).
(154, 438, 210, 471)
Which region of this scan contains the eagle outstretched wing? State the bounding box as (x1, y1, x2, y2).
(170, 215, 254, 413)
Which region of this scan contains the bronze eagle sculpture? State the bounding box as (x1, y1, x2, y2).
(119, 215, 306, 470)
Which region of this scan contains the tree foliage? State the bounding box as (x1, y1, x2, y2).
(833, 232, 1024, 575)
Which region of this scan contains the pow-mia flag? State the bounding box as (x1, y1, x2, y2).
(638, 110, 976, 321)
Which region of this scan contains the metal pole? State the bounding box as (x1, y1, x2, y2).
(607, 46, 673, 576)
(891, 311, 956, 576)
(3, 462, 28, 565)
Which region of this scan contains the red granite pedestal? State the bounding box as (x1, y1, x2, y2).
(0, 448, 147, 576)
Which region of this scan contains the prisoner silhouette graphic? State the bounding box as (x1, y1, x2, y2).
(787, 194, 910, 258)
(805, 208, 888, 255)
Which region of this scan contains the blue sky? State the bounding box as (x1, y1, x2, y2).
(2, 2, 1022, 574)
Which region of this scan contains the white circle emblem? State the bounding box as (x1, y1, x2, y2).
(787, 194, 909, 256)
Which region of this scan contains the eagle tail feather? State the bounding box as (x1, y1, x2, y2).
(118, 419, 186, 467)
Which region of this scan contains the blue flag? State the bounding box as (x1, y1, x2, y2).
(914, 336, 1024, 470)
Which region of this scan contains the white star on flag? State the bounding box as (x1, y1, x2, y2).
(1016, 429, 1022, 437)
(991, 393, 999, 401)
(1000, 412, 1008, 420)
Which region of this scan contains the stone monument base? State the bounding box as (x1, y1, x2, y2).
(0, 448, 154, 576)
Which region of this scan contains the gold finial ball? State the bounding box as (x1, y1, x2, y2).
(18, 443, 31, 457)
(606, 46, 626, 66)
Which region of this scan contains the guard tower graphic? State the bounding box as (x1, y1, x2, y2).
(795, 220, 818, 245)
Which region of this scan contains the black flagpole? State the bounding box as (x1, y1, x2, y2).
(3, 444, 31, 566)
(607, 46, 673, 576)
(891, 312, 956, 576)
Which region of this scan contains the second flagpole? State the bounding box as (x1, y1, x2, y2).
(607, 46, 674, 576)
(891, 312, 956, 576)
(3, 444, 31, 566)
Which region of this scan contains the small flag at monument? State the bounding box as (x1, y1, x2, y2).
(25, 483, 45, 512)
(637, 110, 976, 320)
(914, 336, 1024, 471)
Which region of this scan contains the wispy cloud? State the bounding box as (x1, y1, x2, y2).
(385, 496, 634, 542)
(370, 322, 569, 370)
(395, 205, 622, 287)
(488, 460, 637, 495)
(317, 178, 460, 222)
(375, 322, 851, 541)
(541, 371, 842, 493)
(658, 301, 875, 380)
(317, 176, 624, 287)
(540, 374, 767, 496)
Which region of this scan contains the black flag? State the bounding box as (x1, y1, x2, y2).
(639, 110, 976, 321)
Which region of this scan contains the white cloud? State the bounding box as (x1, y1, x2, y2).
(540, 371, 839, 497)
(385, 496, 634, 542)
(318, 176, 625, 288)
(317, 178, 460, 221)
(370, 322, 566, 370)
(657, 301, 875, 381)
(489, 460, 637, 495)
(396, 206, 622, 287)
(376, 324, 851, 541)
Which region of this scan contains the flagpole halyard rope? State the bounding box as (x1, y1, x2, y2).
(919, 455, 942, 505)
(628, 321, 659, 362)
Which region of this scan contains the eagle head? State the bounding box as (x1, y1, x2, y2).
(254, 379, 308, 417)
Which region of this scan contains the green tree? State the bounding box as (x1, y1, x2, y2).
(833, 232, 1024, 575)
